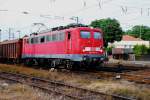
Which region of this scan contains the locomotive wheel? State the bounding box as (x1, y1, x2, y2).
(24, 59, 32, 66)
(66, 61, 73, 70)
(51, 60, 56, 68)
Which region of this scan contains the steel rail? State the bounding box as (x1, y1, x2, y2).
(0, 71, 134, 100)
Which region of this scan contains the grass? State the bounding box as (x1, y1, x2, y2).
(0, 63, 150, 100)
(85, 80, 150, 100)
(0, 64, 50, 78)
(0, 64, 93, 84)
(0, 64, 91, 86)
(112, 87, 150, 100)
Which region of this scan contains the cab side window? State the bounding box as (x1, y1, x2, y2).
(30, 37, 39, 44)
(46, 35, 52, 42)
(59, 32, 65, 41)
(52, 34, 57, 41)
(68, 32, 71, 40)
(40, 36, 45, 43)
(31, 38, 34, 44)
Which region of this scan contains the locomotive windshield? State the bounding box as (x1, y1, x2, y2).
(80, 31, 91, 39)
(94, 32, 102, 39)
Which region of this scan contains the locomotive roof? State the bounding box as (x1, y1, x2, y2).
(23, 26, 102, 39)
(0, 39, 21, 44)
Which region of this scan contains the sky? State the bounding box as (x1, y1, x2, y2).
(0, 0, 150, 40)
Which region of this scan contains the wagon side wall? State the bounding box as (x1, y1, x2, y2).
(0, 39, 23, 59)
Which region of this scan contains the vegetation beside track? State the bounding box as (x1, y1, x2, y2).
(0, 82, 60, 100)
(0, 64, 149, 100)
(113, 88, 150, 100)
(86, 80, 150, 100)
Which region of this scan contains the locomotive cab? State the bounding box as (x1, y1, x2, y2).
(79, 30, 104, 54)
(65, 27, 105, 67)
(78, 28, 105, 65)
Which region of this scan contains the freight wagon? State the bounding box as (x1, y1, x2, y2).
(0, 39, 23, 63)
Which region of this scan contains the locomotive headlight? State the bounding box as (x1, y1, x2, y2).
(95, 47, 100, 51)
(83, 47, 91, 52)
(99, 49, 103, 53)
(96, 47, 103, 53)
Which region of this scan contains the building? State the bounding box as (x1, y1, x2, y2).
(109, 35, 150, 60)
(111, 35, 150, 49)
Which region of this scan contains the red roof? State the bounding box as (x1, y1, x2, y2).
(122, 35, 143, 41)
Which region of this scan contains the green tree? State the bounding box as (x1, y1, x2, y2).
(126, 25, 150, 40)
(90, 18, 123, 47)
(133, 45, 148, 56)
(105, 46, 114, 55)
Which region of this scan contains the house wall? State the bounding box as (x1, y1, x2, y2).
(136, 55, 150, 61)
(111, 41, 150, 48)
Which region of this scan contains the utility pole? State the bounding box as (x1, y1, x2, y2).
(148, 8, 150, 16)
(8, 28, 11, 40)
(140, 25, 142, 39)
(17, 30, 21, 39)
(0, 29, 1, 42)
(12, 32, 15, 40)
(8, 28, 14, 40)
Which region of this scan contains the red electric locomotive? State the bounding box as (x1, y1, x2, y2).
(0, 24, 105, 69)
(22, 24, 105, 69)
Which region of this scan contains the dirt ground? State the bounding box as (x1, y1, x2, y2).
(0, 64, 149, 100)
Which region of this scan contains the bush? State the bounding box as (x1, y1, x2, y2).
(133, 45, 148, 56)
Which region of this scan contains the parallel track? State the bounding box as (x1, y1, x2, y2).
(96, 71, 150, 84)
(69, 68, 150, 85)
(120, 69, 150, 84)
(0, 71, 134, 100)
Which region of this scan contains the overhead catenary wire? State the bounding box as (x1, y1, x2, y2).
(0, 0, 150, 40)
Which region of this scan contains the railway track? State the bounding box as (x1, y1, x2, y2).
(120, 69, 150, 84)
(94, 70, 150, 84)
(0, 71, 134, 100)
(69, 68, 150, 85)
(99, 71, 150, 84)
